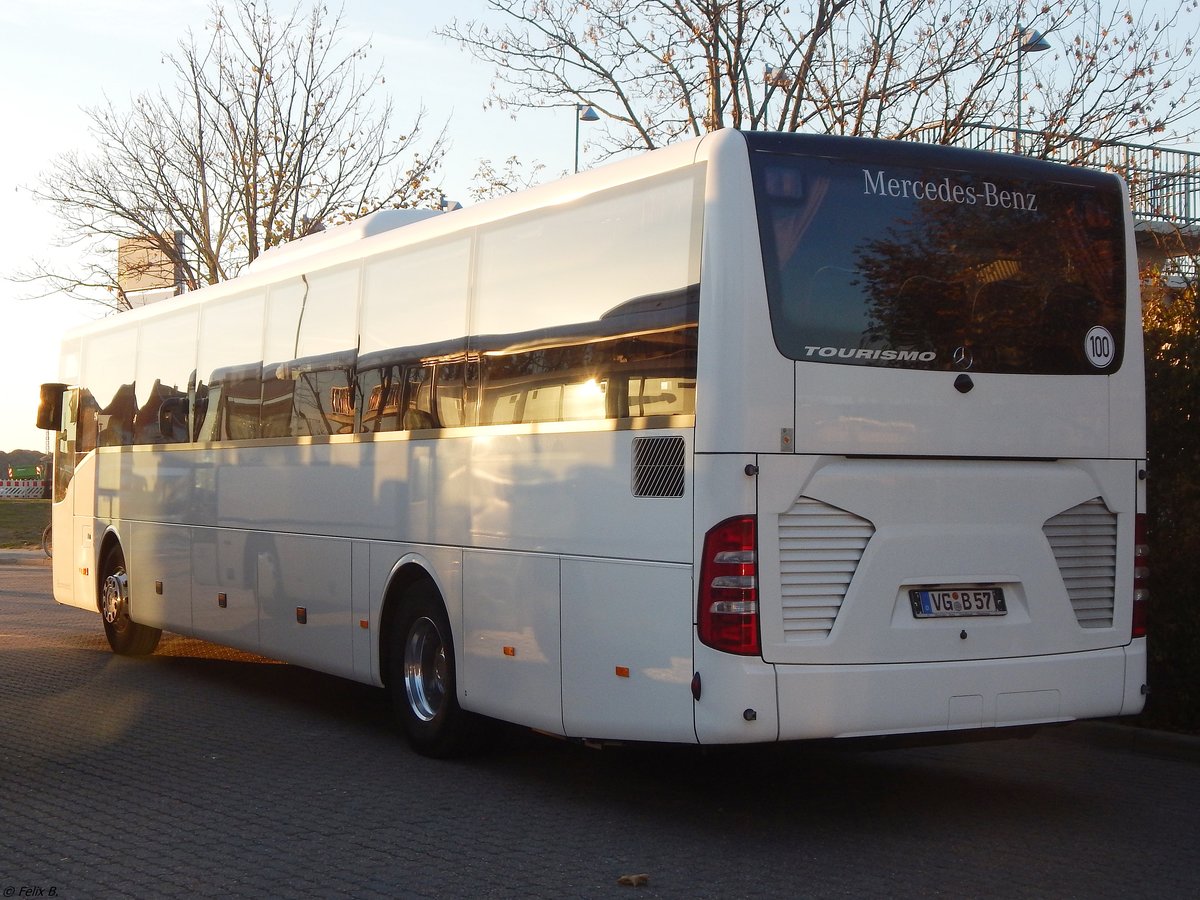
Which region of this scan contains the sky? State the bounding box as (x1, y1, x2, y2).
(0, 0, 589, 452)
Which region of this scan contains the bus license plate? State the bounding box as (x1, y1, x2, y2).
(909, 587, 1007, 618)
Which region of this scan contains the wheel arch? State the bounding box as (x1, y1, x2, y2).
(378, 560, 442, 689)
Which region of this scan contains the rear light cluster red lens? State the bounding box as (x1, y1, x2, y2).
(1133, 512, 1149, 638)
(697, 515, 760, 656)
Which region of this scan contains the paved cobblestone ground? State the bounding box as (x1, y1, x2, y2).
(1, 565, 1198, 899)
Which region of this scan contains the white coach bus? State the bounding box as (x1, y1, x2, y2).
(37, 130, 1148, 756)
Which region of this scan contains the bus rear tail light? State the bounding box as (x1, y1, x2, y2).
(698, 516, 760, 656)
(1133, 513, 1149, 638)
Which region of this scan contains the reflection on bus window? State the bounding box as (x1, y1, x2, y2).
(195, 293, 266, 442)
(435, 361, 474, 428)
(133, 310, 198, 444)
(751, 151, 1127, 374)
(80, 168, 702, 448)
(259, 368, 294, 439)
(134, 380, 190, 444)
(285, 351, 358, 437)
(98, 383, 136, 447)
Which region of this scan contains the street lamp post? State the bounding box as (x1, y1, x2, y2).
(1014, 25, 1051, 153)
(574, 103, 600, 173)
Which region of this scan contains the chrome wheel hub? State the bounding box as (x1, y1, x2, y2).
(101, 568, 129, 625)
(403, 617, 447, 723)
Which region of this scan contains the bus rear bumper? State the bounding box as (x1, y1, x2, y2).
(770, 642, 1146, 742)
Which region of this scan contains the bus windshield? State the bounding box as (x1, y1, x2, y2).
(750, 147, 1128, 375)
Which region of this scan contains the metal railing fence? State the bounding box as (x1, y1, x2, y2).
(907, 123, 1200, 228)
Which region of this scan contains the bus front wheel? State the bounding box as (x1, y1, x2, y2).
(389, 580, 475, 757)
(99, 545, 161, 656)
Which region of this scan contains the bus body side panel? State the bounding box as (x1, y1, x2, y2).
(463, 427, 695, 740)
(50, 488, 78, 607)
(256, 533, 355, 679)
(190, 525, 261, 652)
(1108, 176, 1148, 462)
(560, 557, 695, 742)
(461, 548, 564, 735)
(127, 520, 192, 634)
(53, 449, 96, 612)
(107, 424, 698, 724)
(692, 131, 795, 456)
(112, 437, 477, 676)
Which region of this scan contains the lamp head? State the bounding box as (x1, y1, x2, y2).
(1019, 28, 1051, 53)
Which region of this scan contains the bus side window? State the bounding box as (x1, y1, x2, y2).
(192, 382, 212, 441)
(194, 363, 263, 441)
(355, 361, 436, 433)
(222, 365, 264, 441)
(133, 380, 189, 444)
(80, 328, 137, 448)
(196, 292, 266, 442)
(133, 310, 199, 445)
(288, 354, 357, 437)
(402, 366, 434, 430)
(54, 389, 81, 502)
(76, 388, 99, 453)
(98, 383, 136, 446)
(434, 362, 469, 427)
(627, 376, 696, 417)
(356, 364, 397, 433)
(285, 266, 360, 437)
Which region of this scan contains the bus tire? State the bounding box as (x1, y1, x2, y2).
(389, 579, 474, 757)
(99, 544, 161, 656)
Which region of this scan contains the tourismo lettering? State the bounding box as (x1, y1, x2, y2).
(863, 169, 1038, 212)
(803, 346, 937, 362)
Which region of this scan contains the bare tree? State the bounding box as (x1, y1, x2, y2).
(440, 0, 1200, 164)
(27, 0, 445, 309)
(468, 155, 550, 201)
(443, 0, 851, 156)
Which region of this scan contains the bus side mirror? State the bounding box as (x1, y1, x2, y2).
(36, 383, 68, 431)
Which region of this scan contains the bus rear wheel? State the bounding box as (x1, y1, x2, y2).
(389, 579, 476, 757)
(99, 545, 161, 656)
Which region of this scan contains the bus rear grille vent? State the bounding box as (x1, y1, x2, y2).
(778, 498, 875, 641)
(632, 436, 686, 498)
(1043, 498, 1117, 629)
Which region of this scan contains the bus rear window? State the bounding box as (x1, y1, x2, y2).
(750, 150, 1128, 374)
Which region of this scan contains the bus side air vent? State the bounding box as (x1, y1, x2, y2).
(631, 436, 686, 498)
(1043, 498, 1117, 629)
(778, 498, 875, 641)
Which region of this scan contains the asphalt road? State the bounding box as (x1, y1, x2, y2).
(1, 563, 1197, 899)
